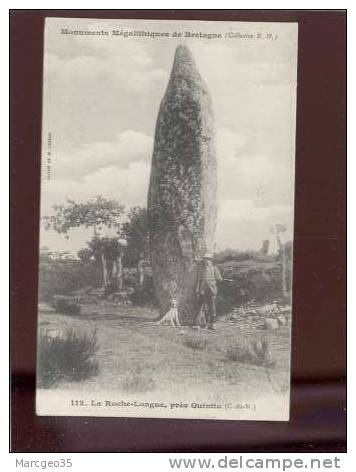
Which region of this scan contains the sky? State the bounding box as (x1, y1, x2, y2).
(40, 19, 298, 254)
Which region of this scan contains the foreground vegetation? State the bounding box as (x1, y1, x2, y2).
(38, 301, 291, 399)
(37, 328, 99, 388)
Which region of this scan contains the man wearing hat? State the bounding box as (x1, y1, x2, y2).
(195, 253, 222, 330)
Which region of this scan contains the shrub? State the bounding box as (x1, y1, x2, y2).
(51, 295, 81, 315)
(38, 260, 102, 302)
(215, 248, 253, 263)
(216, 259, 284, 316)
(121, 365, 155, 393)
(122, 268, 139, 287)
(129, 275, 158, 307)
(37, 328, 99, 388)
(182, 333, 207, 350)
(215, 248, 277, 264)
(225, 337, 275, 367)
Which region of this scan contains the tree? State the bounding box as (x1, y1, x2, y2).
(77, 248, 94, 265)
(270, 224, 289, 298)
(43, 196, 126, 292)
(122, 206, 149, 268)
(43, 196, 124, 236)
(87, 236, 127, 291)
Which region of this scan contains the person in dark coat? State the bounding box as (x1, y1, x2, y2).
(195, 253, 222, 330)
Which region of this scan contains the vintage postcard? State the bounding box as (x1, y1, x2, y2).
(37, 17, 298, 420)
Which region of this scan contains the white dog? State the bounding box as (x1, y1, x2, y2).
(157, 299, 181, 327)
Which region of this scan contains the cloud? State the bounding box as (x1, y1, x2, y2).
(45, 39, 168, 93)
(42, 40, 169, 147)
(52, 130, 153, 179)
(42, 161, 151, 216)
(191, 43, 295, 93)
(41, 31, 296, 252)
(216, 198, 293, 250)
(219, 199, 292, 223)
(216, 127, 294, 207)
(216, 127, 248, 155)
(42, 124, 295, 251)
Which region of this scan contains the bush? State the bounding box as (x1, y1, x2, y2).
(215, 248, 254, 263)
(182, 333, 207, 350)
(129, 275, 158, 307)
(121, 365, 155, 393)
(38, 260, 102, 302)
(225, 337, 275, 367)
(215, 248, 276, 264)
(37, 328, 99, 388)
(51, 295, 81, 315)
(122, 268, 139, 287)
(216, 259, 284, 316)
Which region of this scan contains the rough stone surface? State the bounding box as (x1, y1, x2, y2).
(147, 45, 217, 324)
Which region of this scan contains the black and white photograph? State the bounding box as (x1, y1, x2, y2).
(36, 18, 298, 421)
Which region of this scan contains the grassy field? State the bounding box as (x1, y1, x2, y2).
(38, 300, 291, 407)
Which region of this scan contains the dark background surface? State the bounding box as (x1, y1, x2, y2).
(10, 10, 346, 452)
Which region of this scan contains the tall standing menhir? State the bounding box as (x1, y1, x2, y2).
(148, 45, 217, 324)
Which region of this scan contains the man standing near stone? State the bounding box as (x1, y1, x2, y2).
(195, 254, 222, 330)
